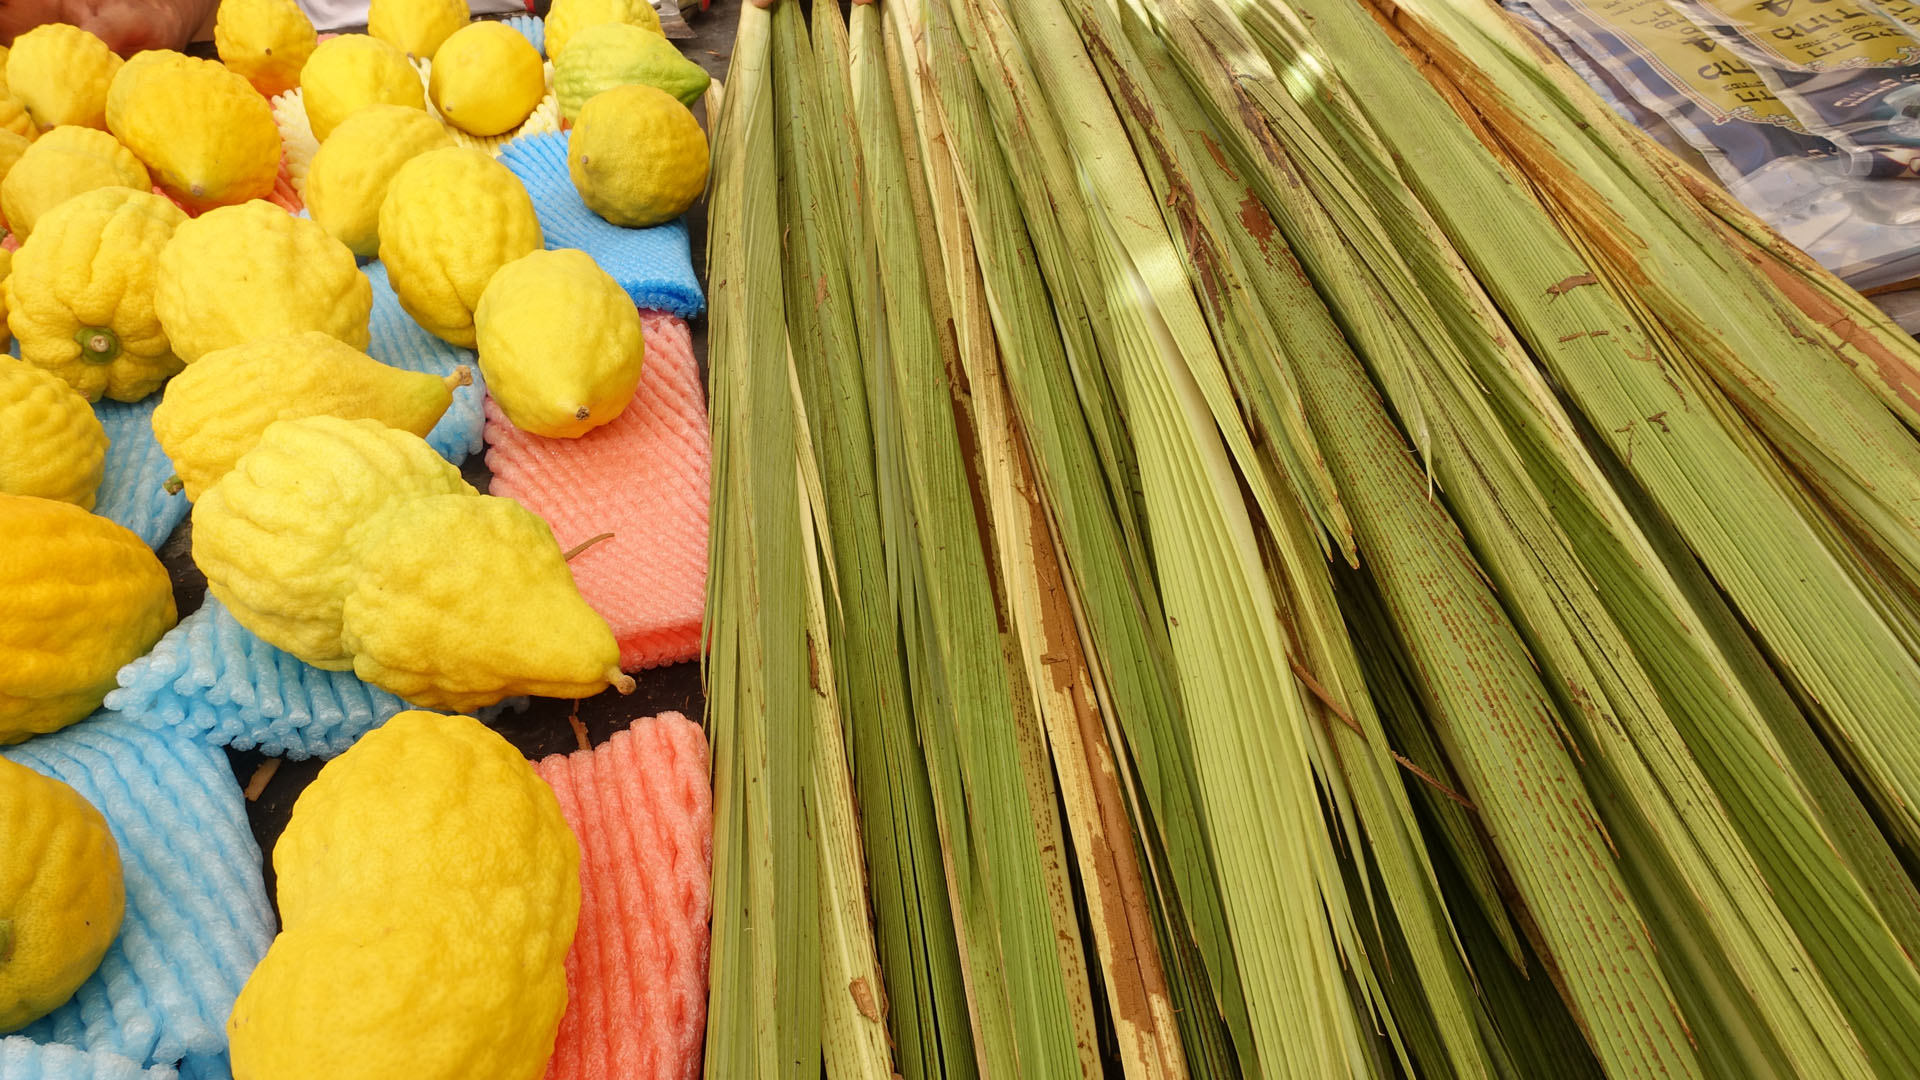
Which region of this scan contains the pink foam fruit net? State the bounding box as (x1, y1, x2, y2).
(484, 311, 710, 672)
(537, 713, 712, 1080)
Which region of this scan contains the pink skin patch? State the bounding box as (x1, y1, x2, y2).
(483, 312, 711, 672)
(537, 714, 713, 1080)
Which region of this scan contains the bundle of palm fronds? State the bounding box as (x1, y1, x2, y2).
(701, 0, 1920, 1074)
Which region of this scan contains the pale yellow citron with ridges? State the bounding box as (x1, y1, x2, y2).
(0, 360, 108, 508)
(102, 50, 171, 134)
(6, 187, 185, 402)
(0, 494, 176, 742)
(229, 710, 579, 1080)
(5, 24, 120, 131)
(476, 249, 643, 437)
(378, 147, 540, 347)
(340, 494, 631, 708)
(0, 126, 148, 241)
(107, 54, 282, 213)
(543, 0, 662, 60)
(299, 34, 425, 142)
(0, 758, 125, 1031)
(554, 21, 708, 121)
(153, 331, 467, 500)
(190, 416, 475, 668)
(99, 50, 224, 140)
(306, 105, 452, 256)
(428, 21, 545, 138)
(216, 0, 318, 98)
(368, 0, 467, 61)
(191, 415, 630, 706)
(568, 83, 706, 228)
(154, 202, 371, 362)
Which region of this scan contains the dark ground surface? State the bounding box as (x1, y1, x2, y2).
(160, 1, 744, 894)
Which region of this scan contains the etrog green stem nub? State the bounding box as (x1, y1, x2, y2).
(72, 327, 120, 365)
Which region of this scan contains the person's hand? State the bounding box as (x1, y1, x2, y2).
(0, 0, 219, 54)
(67, 0, 211, 52)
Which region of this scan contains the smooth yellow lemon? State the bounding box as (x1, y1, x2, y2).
(216, 0, 319, 98)
(568, 84, 706, 228)
(368, 0, 468, 60)
(0, 757, 125, 1032)
(475, 248, 644, 437)
(299, 34, 425, 142)
(429, 21, 546, 137)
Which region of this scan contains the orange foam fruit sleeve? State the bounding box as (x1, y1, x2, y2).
(537, 713, 713, 1080)
(484, 311, 710, 672)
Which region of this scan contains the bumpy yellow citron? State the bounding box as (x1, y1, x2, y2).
(152, 331, 468, 500)
(305, 105, 451, 257)
(155, 202, 372, 362)
(569, 83, 706, 228)
(428, 21, 545, 138)
(299, 34, 425, 142)
(368, 0, 468, 60)
(0, 126, 148, 241)
(228, 710, 579, 1080)
(108, 53, 281, 213)
(379, 147, 541, 347)
(101, 49, 169, 133)
(0, 758, 125, 1033)
(191, 416, 475, 667)
(193, 415, 632, 708)
(0, 494, 176, 742)
(0, 360, 108, 508)
(5, 24, 120, 131)
(543, 0, 662, 60)
(476, 249, 643, 437)
(341, 494, 630, 708)
(554, 21, 707, 122)
(6, 187, 186, 402)
(216, 0, 319, 98)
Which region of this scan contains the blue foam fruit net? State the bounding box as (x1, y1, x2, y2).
(1, 716, 275, 1071)
(496, 131, 706, 319)
(92, 398, 188, 552)
(0, 1038, 179, 1080)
